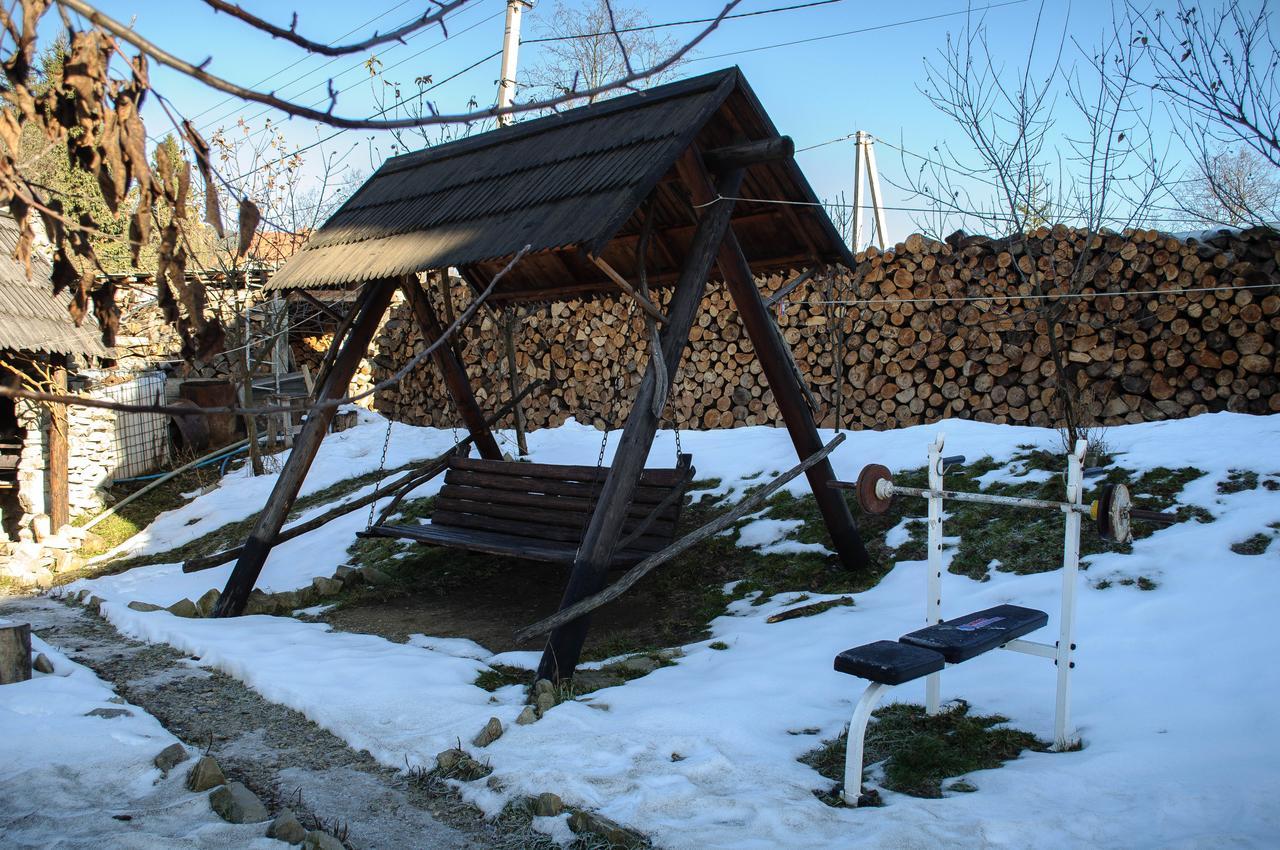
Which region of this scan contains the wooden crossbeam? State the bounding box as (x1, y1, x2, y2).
(590, 256, 669, 324)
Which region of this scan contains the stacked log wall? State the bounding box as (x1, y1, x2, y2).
(371, 225, 1280, 432)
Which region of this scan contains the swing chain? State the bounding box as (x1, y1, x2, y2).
(367, 416, 395, 529)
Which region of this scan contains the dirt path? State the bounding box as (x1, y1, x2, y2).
(0, 595, 556, 850)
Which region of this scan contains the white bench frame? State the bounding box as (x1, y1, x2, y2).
(841, 434, 1085, 805)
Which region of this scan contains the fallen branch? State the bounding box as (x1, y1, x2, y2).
(513, 433, 846, 643)
(182, 379, 545, 572)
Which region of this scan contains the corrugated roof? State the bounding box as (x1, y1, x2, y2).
(0, 213, 112, 357)
(269, 68, 853, 297)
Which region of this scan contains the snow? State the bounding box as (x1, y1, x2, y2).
(0, 636, 278, 848)
(49, 412, 1280, 847)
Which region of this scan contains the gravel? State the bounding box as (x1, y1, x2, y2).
(1, 596, 570, 850)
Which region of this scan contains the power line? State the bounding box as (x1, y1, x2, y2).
(814, 281, 1278, 308)
(520, 0, 847, 44)
(688, 0, 1029, 62)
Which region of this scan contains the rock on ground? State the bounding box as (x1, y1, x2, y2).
(186, 755, 226, 792)
(267, 808, 307, 844)
(209, 781, 269, 824)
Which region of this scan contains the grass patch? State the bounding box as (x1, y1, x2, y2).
(1231, 533, 1273, 556)
(800, 700, 1050, 803)
(474, 664, 531, 692)
(708, 641, 729, 650)
(1218, 470, 1259, 494)
(892, 453, 1210, 581)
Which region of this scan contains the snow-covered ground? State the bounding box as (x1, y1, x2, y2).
(0, 628, 279, 848)
(40, 413, 1280, 847)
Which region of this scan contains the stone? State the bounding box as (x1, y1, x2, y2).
(244, 590, 279, 616)
(85, 707, 132, 719)
(87, 595, 104, 614)
(535, 691, 556, 716)
(334, 565, 360, 585)
(153, 742, 189, 772)
(32, 653, 54, 674)
(267, 808, 307, 844)
(127, 601, 163, 612)
(435, 748, 466, 772)
(359, 567, 392, 586)
(166, 598, 199, 618)
(186, 755, 227, 792)
(568, 810, 640, 846)
(533, 678, 556, 699)
(42, 534, 72, 550)
(272, 590, 300, 612)
(619, 655, 660, 675)
(302, 830, 344, 850)
(570, 669, 619, 692)
(195, 589, 221, 617)
(533, 792, 564, 817)
(311, 576, 343, 597)
(472, 716, 503, 748)
(209, 781, 269, 824)
(30, 513, 51, 542)
(515, 706, 538, 725)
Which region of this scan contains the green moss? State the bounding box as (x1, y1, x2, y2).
(1136, 576, 1158, 591)
(473, 664, 530, 692)
(1218, 470, 1259, 494)
(1230, 534, 1273, 556)
(709, 641, 729, 651)
(801, 700, 1049, 803)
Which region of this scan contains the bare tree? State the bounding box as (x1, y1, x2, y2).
(1185, 146, 1280, 227)
(1129, 1, 1280, 228)
(523, 0, 685, 107)
(0, 0, 738, 368)
(900, 2, 1171, 447)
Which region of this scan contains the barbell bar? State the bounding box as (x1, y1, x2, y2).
(831, 464, 1178, 543)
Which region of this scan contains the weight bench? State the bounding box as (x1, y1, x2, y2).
(830, 434, 1088, 806)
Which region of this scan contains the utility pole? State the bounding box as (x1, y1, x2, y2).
(851, 131, 889, 251)
(496, 1, 533, 127)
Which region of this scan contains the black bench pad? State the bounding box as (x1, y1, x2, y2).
(834, 640, 946, 685)
(899, 604, 1048, 663)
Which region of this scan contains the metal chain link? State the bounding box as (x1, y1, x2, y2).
(366, 416, 395, 529)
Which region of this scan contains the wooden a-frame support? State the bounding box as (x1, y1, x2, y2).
(215, 273, 501, 617)
(536, 146, 870, 681)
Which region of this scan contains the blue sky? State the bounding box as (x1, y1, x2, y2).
(73, 0, 1200, 242)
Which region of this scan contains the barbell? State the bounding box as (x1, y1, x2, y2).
(837, 464, 1178, 544)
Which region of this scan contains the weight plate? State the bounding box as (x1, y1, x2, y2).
(1108, 483, 1131, 544)
(855, 464, 894, 514)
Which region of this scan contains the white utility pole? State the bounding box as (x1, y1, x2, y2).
(851, 131, 889, 251)
(496, 0, 533, 127)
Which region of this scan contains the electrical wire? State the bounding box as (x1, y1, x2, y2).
(520, 0, 847, 44)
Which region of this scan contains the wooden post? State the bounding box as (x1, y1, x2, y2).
(0, 621, 32, 684)
(535, 158, 744, 682)
(501, 307, 529, 456)
(214, 278, 398, 617)
(47, 356, 68, 530)
(399, 276, 502, 460)
(678, 152, 871, 573)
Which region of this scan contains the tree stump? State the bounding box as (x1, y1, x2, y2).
(0, 621, 32, 684)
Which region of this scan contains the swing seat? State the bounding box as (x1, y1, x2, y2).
(361, 454, 694, 565)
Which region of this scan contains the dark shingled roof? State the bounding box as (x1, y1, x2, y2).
(268, 68, 854, 301)
(0, 213, 111, 357)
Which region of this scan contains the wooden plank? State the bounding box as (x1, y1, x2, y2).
(589, 256, 670, 324)
(365, 523, 655, 565)
(536, 155, 745, 683)
(443, 469, 673, 504)
(214, 278, 399, 617)
(399, 276, 502, 460)
(449, 457, 687, 487)
(47, 357, 68, 530)
(434, 496, 677, 536)
(430, 510, 671, 551)
(437, 483, 680, 521)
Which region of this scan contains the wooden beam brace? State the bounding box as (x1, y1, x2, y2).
(292, 288, 345, 323)
(214, 277, 399, 617)
(764, 268, 816, 307)
(679, 155, 871, 574)
(535, 157, 745, 683)
(399, 276, 503, 461)
(702, 136, 794, 172)
(589, 256, 669, 324)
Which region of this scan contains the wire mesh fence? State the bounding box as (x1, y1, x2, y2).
(85, 370, 170, 479)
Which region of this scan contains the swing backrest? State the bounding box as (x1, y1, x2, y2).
(429, 455, 693, 560)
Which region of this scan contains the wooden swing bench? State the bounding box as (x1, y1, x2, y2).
(361, 454, 694, 566)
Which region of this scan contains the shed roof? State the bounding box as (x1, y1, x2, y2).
(0, 213, 111, 358)
(268, 68, 854, 302)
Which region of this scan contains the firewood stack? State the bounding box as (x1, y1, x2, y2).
(370, 225, 1279, 432)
